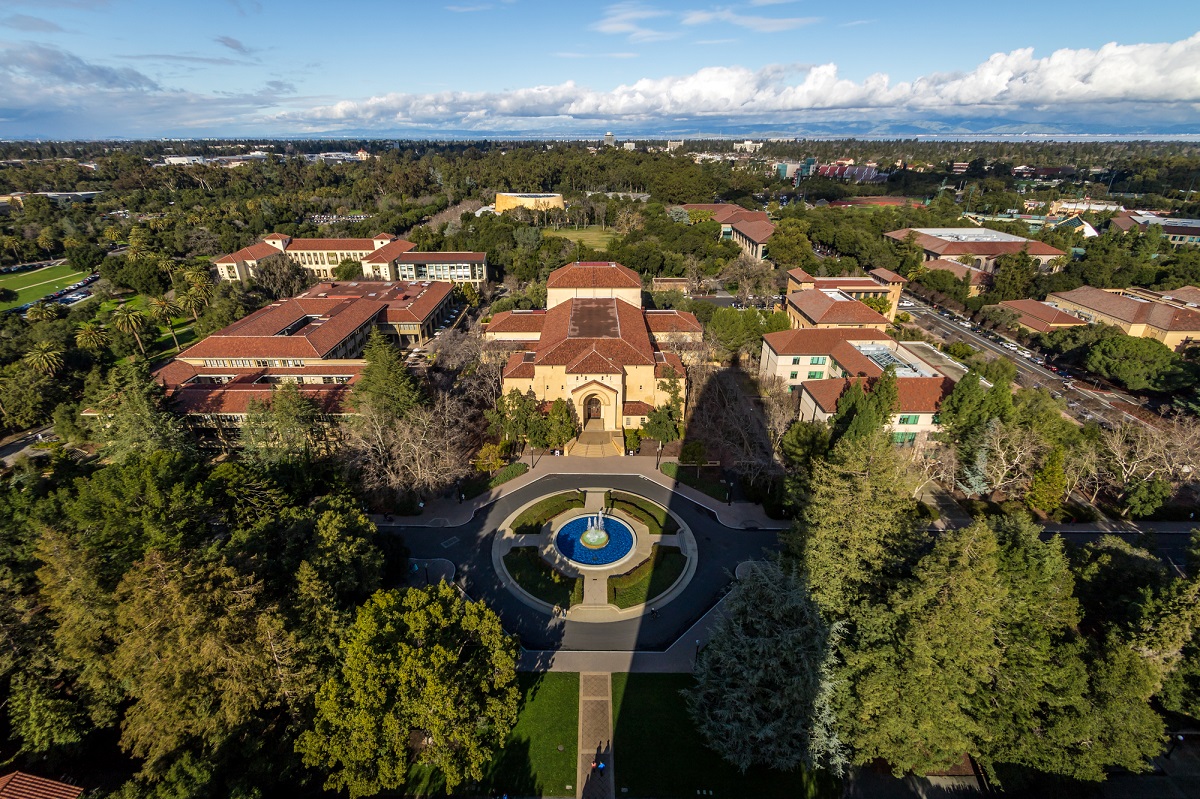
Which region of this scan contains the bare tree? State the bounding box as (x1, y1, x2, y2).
(980, 419, 1046, 499)
(759, 376, 800, 456)
(721, 254, 775, 305)
(908, 442, 959, 499)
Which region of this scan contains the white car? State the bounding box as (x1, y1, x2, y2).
(898, 300, 915, 308)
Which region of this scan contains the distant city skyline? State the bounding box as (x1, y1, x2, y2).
(0, 0, 1198, 139)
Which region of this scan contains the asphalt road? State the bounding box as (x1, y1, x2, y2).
(905, 296, 1145, 428)
(381, 473, 779, 652)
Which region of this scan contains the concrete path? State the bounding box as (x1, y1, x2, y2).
(577, 673, 614, 799)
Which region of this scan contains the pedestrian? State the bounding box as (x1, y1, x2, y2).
(597, 761, 606, 776)
(590, 759, 597, 774)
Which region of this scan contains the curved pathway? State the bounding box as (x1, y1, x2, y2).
(381, 473, 780, 655)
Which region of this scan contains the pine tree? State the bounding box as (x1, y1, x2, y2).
(352, 330, 423, 418)
(1025, 447, 1068, 513)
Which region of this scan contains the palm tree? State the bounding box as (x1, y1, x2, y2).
(22, 341, 64, 376)
(75, 320, 109, 353)
(146, 296, 181, 352)
(25, 302, 59, 323)
(183, 267, 213, 304)
(110, 305, 148, 357)
(177, 289, 204, 323)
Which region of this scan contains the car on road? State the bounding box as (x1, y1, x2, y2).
(899, 300, 915, 308)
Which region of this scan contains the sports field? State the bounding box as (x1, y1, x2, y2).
(0, 263, 89, 311)
(539, 225, 616, 249)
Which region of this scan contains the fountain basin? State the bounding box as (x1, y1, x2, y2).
(555, 515, 635, 566)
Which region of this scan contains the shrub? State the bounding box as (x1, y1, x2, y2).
(489, 461, 528, 489)
(607, 546, 688, 609)
(610, 491, 678, 534)
(503, 547, 582, 608)
(624, 429, 642, 452)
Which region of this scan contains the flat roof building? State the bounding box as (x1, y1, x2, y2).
(885, 227, 1066, 273)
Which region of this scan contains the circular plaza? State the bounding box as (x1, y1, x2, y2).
(493, 487, 698, 622)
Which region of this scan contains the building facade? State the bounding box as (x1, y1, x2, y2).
(484, 262, 701, 444)
(213, 233, 488, 287)
(1047, 285, 1200, 350)
(885, 228, 1066, 272)
(786, 267, 907, 320)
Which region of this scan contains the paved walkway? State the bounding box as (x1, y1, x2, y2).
(377, 454, 787, 531)
(577, 673, 614, 799)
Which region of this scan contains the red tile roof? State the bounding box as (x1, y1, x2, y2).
(870, 267, 908, 284)
(361, 237, 416, 263)
(763, 327, 892, 355)
(213, 241, 279, 264)
(502, 351, 536, 379)
(622, 401, 653, 416)
(0, 772, 83, 799)
(535, 298, 655, 368)
(1049, 286, 1200, 332)
(284, 237, 381, 251)
(999, 300, 1086, 332)
(547, 261, 642, 289)
(885, 229, 1065, 258)
(169, 383, 355, 416)
(787, 289, 890, 326)
(924, 258, 991, 285)
(643, 310, 702, 334)
(487, 310, 548, 334)
(787, 268, 816, 285)
(655, 351, 686, 378)
(804, 376, 954, 414)
(731, 219, 775, 243)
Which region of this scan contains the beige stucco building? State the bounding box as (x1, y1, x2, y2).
(885, 228, 1065, 272)
(484, 262, 701, 443)
(494, 193, 566, 214)
(786, 267, 907, 320)
(213, 233, 488, 287)
(1047, 285, 1200, 351)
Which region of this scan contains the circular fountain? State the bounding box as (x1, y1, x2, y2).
(555, 509, 635, 567)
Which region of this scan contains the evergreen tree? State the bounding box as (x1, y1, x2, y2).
(1026, 447, 1067, 513)
(353, 330, 423, 418)
(846, 521, 1003, 775)
(82, 361, 194, 463)
(686, 560, 847, 775)
(788, 430, 919, 617)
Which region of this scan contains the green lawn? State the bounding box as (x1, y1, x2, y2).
(0, 264, 88, 310)
(608, 491, 679, 535)
(611, 674, 840, 798)
(539, 225, 615, 249)
(407, 672, 579, 797)
(660, 462, 729, 501)
(504, 546, 583, 608)
(607, 545, 687, 608)
(510, 491, 585, 535)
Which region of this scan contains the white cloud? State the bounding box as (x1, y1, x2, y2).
(592, 3, 678, 42)
(1, 14, 64, 32)
(214, 35, 254, 55)
(284, 34, 1200, 131)
(4, 35, 1200, 136)
(681, 8, 818, 32)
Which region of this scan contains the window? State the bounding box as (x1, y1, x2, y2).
(789, 371, 798, 380)
(807, 371, 823, 379)
(809, 356, 827, 365)
(891, 432, 917, 446)
(898, 414, 920, 425)
(791, 357, 801, 365)
(788, 385, 795, 393)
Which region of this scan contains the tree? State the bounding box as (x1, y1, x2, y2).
(145, 295, 181, 352)
(846, 521, 1003, 775)
(1084, 335, 1182, 391)
(82, 360, 193, 462)
(297, 584, 518, 798)
(21, 341, 64, 376)
(113, 550, 309, 775)
(333, 259, 362, 280)
(544, 398, 578, 449)
(254, 253, 310, 300)
(74, 320, 109, 353)
(860, 295, 891, 316)
(643, 367, 684, 459)
(986, 249, 1037, 302)
(25, 302, 59, 323)
(352, 330, 423, 418)
(110, 304, 149, 357)
(242, 382, 323, 467)
(686, 560, 847, 775)
(788, 430, 918, 617)
(1026, 446, 1067, 513)
(176, 288, 205, 323)
(766, 219, 819, 270)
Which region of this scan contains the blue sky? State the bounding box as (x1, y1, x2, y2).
(1, 0, 1198, 137)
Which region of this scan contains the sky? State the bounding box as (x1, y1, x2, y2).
(1, 0, 1199, 138)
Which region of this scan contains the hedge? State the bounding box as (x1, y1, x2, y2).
(609, 491, 678, 535)
(607, 546, 687, 609)
(511, 491, 585, 536)
(504, 547, 583, 608)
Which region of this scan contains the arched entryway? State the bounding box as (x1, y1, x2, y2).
(584, 394, 604, 430)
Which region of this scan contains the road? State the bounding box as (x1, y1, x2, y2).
(905, 296, 1146, 428)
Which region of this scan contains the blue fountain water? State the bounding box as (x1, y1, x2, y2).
(556, 515, 635, 566)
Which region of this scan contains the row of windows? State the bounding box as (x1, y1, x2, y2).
(789, 371, 825, 380)
(892, 432, 917, 445)
(202, 358, 307, 368)
(790, 356, 827, 365)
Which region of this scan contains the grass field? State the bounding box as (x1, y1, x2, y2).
(607, 545, 687, 608)
(611, 674, 840, 798)
(539, 225, 616, 249)
(0, 264, 88, 311)
(407, 672, 579, 797)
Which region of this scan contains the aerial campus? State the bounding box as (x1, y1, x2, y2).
(2, 5, 1200, 799)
